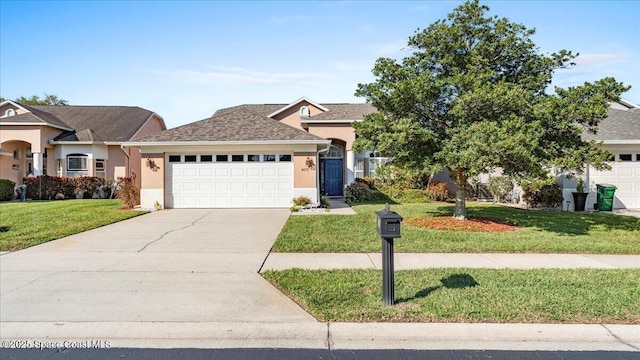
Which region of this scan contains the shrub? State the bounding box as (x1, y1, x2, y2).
(522, 178, 563, 208)
(115, 176, 139, 209)
(487, 176, 514, 203)
(24, 175, 75, 200)
(0, 179, 16, 201)
(22, 176, 113, 200)
(320, 196, 330, 208)
(345, 181, 374, 203)
(372, 164, 430, 189)
(427, 181, 450, 201)
(292, 196, 312, 206)
(74, 177, 113, 199)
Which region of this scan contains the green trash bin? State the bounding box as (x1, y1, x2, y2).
(596, 184, 617, 211)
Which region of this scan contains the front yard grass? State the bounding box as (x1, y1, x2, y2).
(262, 268, 640, 324)
(273, 202, 640, 254)
(0, 199, 145, 251)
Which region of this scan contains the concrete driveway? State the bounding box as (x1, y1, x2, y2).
(0, 209, 326, 348)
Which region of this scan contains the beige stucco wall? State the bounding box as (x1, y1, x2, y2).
(140, 153, 165, 189)
(131, 115, 165, 140)
(107, 146, 127, 180)
(308, 124, 356, 150)
(293, 152, 317, 188)
(0, 141, 25, 186)
(0, 125, 63, 153)
(272, 101, 325, 130)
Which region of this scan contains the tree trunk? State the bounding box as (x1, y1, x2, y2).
(453, 167, 468, 220)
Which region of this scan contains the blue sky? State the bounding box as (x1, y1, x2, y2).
(1, 0, 638, 129)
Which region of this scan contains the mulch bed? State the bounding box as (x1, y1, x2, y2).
(406, 216, 520, 232)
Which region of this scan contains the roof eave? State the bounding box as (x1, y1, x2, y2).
(49, 140, 107, 145)
(121, 140, 332, 147)
(601, 139, 640, 145)
(1, 121, 74, 131)
(301, 119, 356, 124)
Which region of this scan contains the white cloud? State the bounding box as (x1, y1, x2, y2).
(159, 67, 330, 85)
(575, 52, 632, 67)
(365, 39, 409, 57)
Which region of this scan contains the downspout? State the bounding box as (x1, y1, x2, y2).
(120, 145, 130, 177)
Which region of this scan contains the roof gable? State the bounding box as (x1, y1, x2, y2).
(267, 97, 329, 118)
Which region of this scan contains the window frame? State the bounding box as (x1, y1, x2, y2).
(67, 154, 89, 171)
(619, 154, 633, 162)
(279, 154, 292, 162)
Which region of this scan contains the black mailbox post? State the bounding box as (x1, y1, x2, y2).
(375, 203, 402, 305)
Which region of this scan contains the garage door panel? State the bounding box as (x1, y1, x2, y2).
(590, 162, 640, 209)
(278, 168, 292, 176)
(247, 168, 260, 176)
(167, 159, 294, 208)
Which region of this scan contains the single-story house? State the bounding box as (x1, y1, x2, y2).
(124, 97, 377, 209)
(0, 100, 166, 189)
(565, 99, 640, 210)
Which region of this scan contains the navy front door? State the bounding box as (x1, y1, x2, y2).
(321, 158, 344, 196)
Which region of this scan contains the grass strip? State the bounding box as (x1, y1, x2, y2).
(263, 268, 640, 324)
(274, 202, 640, 254)
(0, 199, 145, 251)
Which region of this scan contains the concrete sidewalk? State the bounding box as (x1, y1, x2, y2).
(262, 253, 640, 271)
(2, 208, 639, 351)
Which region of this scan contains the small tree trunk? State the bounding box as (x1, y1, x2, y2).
(453, 167, 468, 220)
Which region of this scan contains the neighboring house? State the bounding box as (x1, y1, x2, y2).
(565, 99, 640, 210)
(0, 100, 166, 191)
(125, 97, 378, 209)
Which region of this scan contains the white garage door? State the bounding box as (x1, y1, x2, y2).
(589, 158, 640, 209)
(166, 154, 293, 208)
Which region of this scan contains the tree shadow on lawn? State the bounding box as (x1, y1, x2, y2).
(428, 204, 640, 236)
(397, 274, 479, 303)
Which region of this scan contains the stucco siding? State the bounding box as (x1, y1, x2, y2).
(131, 115, 165, 140)
(273, 101, 325, 130)
(308, 124, 356, 150)
(293, 152, 317, 188)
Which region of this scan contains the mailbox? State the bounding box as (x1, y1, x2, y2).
(376, 205, 403, 238)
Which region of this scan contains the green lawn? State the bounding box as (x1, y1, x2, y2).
(263, 268, 640, 324)
(0, 200, 145, 251)
(274, 202, 640, 254)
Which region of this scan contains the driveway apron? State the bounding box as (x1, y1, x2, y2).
(0, 209, 318, 345)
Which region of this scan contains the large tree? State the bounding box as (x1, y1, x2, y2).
(13, 93, 69, 106)
(354, 0, 629, 219)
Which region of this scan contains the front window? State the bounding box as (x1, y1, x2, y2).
(322, 144, 344, 158)
(67, 154, 88, 171)
(95, 159, 106, 178)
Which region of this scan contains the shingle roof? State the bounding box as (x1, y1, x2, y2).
(27, 105, 156, 142)
(136, 105, 327, 142)
(583, 108, 640, 141)
(307, 103, 377, 120)
(135, 102, 375, 143)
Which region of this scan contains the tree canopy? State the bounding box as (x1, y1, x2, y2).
(11, 93, 69, 106)
(353, 0, 629, 219)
